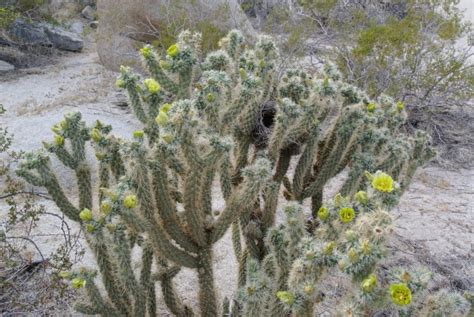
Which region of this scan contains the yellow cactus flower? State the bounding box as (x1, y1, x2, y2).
(361, 274, 377, 293)
(143, 78, 160, 94)
(367, 102, 376, 112)
(317, 206, 329, 221)
(396, 101, 405, 111)
(339, 207, 355, 224)
(390, 283, 412, 306)
(123, 195, 137, 209)
(140, 46, 152, 58)
(276, 291, 295, 305)
(54, 134, 64, 146)
(79, 208, 93, 222)
(161, 103, 172, 113)
(71, 278, 86, 289)
(371, 171, 394, 193)
(239, 68, 247, 79)
(167, 44, 179, 57)
(115, 79, 125, 88)
(155, 111, 169, 126)
(133, 130, 144, 138)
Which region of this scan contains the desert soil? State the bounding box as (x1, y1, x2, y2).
(0, 44, 472, 315)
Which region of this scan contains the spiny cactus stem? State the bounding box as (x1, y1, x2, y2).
(197, 248, 218, 316)
(76, 163, 92, 210)
(143, 53, 179, 95)
(86, 231, 131, 315)
(151, 157, 199, 253)
(184, 168, 208, 246)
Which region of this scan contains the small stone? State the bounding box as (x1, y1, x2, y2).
(81, 5, 96, 21)
(69, 21, 84, 35)
(0, 60, 14, 72)
(89, 21, 98, 29)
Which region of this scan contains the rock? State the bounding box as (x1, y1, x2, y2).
(43, 25, 84, 52)
(9, 19, 84, 52)
(81, 5, 95, 21)
(96, 0, 256, 71)
(9, 19, 51, 47)
(69, 21, 84, 35)
(0, 60, 15, 72)
(89, 21, 99, 29)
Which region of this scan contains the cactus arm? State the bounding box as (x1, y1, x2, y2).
(76, 163, 92, 210)
(140, 243, 156, 317)
(197, 247, 218, 316)
(184, 168, 207, 246)
(124, 81, 148, 124)
(87, 232, 131, 315)
(82, 279, 118, 316)
(150, 158, 199, 253)
(293, 131, 319, 200)
(141, 51, 179, 95)
(49, 146, 78, 169)
(156, 263, 194, 317)
(210, 180, 260, 243)
(273, 149, 292, 183)
(262, 182, 279, 233)
(232, 221, 242, 261)
(113, 228, 146, 317)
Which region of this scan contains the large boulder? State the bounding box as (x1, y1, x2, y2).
(9, 19, 84, 52)
(96, 0, 256, 71)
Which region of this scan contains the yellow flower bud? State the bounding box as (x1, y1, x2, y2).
(90, 128, 101, 142)
(159, 59, 171, 70)
(143, 78, 160, 94)
(367, 102, 376, 113)
(115, 79, 125, 88)
(348, 248, 359, 263)
(207, 93, 215, 102)
(396, 101, 405, 111)
(167, 44, 179, 57)
(361, 274, 377, 293)
(161, 133, 174, 144)
(317, 206, 329, 221)
(54, 134, 64, 146)
(71, 278, 86, 289)
(100, 201, 111, 215)
(133, 130, 144, 138)
(123, 194, 137, 209)
(155, 111, 169, 126)
(323, 241, 335, 255)
(140, 46, 152, 58)
(161, 103, 172, 113)
(86, 223, 95, 233)
(79, 208, 93, 222)
(354, 191, 368, 205)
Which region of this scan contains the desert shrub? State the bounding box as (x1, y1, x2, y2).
(0, 105, 83, 314)
(0, 7, 18, 29)
(15, 30, 471, 316)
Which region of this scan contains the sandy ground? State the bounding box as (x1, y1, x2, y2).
(1, 46, 473, 315)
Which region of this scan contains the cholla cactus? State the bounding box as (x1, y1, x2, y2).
(16, 29, 435, 316)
